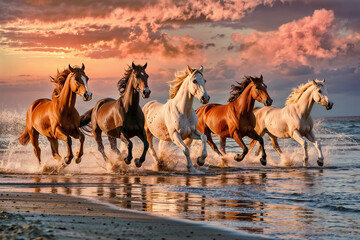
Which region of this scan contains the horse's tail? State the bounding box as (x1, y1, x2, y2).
(80, 108, 93, 127)
(18, 129, 30, 145)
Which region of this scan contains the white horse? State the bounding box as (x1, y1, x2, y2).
(142, 65, 210, 173)
(249, 79, 333, 166)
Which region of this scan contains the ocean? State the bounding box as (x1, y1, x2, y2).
(0, 110, 359, 239)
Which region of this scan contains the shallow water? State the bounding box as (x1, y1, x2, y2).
(0, 111, 359, 239)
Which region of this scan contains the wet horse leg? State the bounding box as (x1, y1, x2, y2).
(292, 130, 308, 167)
(189, 129, 207, 166)
(47, 137, 61, 161)
(120, 132, 133, 165)
(248, 130, 267, 166)
(55, 127, 73, 165)
(70, 129, 85, 164)
(93, 125, 108, 161)
(233, 131, 248, 162)
(134, 128, 149, 168)
(30, 128, 41, 165)
(268, 132, 283, 157)
(248, 130, 265, 156)
(108, 136, 121, 156)
(145, 125, 160, 165)
(219, 137, 226, 155)
(204, 127, 222, 156)
(306, 130, 324, 166)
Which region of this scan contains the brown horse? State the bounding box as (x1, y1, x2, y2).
(18, 64, 92, 165)
(80, 62, 150, 168)
(194, 75, 272, 166)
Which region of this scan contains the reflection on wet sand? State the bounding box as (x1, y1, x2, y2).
(24, 169, 324, 236)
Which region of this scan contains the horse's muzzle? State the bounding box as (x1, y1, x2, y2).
(325, 101, 333, 110)
(265, 98, 273, 106)
(83, 92, 92, 101)
(142, 88, 151, 99)
(200, 95, 210, 104)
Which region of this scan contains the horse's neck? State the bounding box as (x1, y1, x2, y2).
(232, 85, 255, 115)
(120, 76, 139, 111)
(58, 76, 76, 113)
(294, 87, 314, 119)
(172, 80, 194, 115)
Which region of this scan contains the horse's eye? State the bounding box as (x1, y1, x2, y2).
(204, 79, 207, 83)
(193, 79, 197, 84)
(318, 89, 322, 93)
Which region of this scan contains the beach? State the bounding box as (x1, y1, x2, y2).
(0, 190, 260, 240)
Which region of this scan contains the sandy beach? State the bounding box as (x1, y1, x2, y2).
(0, 191, 263, 240)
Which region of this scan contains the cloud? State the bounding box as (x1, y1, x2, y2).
(232, 9, 360, 69)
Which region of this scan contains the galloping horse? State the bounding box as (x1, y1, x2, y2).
(195, 75, 272, 166)
(249, 79, 333, 166)
(142, 65, 210, 173)
(80, 62, 150, 168)
(18, 64, 92, 165)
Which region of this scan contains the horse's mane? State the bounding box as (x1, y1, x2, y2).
(285, 79, 324, 105)
(228, 76, 261, 102)
(117, 66, 133, 95)
(169, 68, 202, 99)
(50, 68, 72, 98)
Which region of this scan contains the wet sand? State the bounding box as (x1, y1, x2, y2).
(0, 191, 264, 240)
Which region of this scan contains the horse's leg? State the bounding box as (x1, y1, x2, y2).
(233, 131, 248, 162)
(248, 130, 267, 166)
(46, 137, 61, 161)
(189, 130, 207, 166)
(219, 137, 226, 155)
(171, 132, 199, 173)
(29, 129, 41, 165)
(134, 129, 149, 168)
(268, 132, 283, 157)
(204, 128, 222, 156)
(69, 129, 84, 164)
(93, 126, 108, 161)
(292, 130, 308, 167)
(248, 130, 265, 156)
(108, 136, 121, 156)
(55, 127, 73, 165)
(120, 132, 133, 165)
(306, 130, 324, 166)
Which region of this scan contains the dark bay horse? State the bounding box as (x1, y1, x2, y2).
(194, 76, 272, 166)
(80, 62, 150, 168)
(18, 64, 92, 165)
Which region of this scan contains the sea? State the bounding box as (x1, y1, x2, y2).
(0, 110, 359, 239)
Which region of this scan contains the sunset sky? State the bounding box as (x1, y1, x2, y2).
(1, 0, 359, 117)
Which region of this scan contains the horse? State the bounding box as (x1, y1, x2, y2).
(80, 62, 151, 168)
(142, 65, 210, 173)
(248, 79, 333, 167)
(194, 75, 272, 166)
(18, 64, 92, 166)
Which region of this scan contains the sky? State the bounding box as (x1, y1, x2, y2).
(0, 0, 359, 117)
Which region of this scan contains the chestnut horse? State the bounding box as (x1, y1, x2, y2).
(18, 64, 92, 165)
(194, 75, 272, 166)
(80, 62, 150, 168)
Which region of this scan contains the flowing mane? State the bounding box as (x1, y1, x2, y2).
(285, 79, 324, 105)
(169, 68, 202, 99)
(50, 68, 71, 98)
(228, 76, 260, 102)
(117, 66, 133, 95)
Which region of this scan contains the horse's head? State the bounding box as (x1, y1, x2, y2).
(312, 79, 333, 110)
(130, 62, 151, 98)
(250, 75, 272, 106)
(187, 65, 210, 104)
(68, 64, 92, 101)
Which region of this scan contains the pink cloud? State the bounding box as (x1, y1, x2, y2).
(232, 9, 360, 67)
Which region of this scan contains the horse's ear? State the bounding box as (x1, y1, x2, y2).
(132, 61, 136, 69)
(143, 62, 147, 70)
(260, 74, 263, 80)
(312, 79, 318, 86)
(69, 64, 74, 72)
(322, 78, 325, 83)
(199, 65, 203, 72)
(187, 65, 193, 74)
(249, 76, 254, 82)
(81, 63, 85, 71)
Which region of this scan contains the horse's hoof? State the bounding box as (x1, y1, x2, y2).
(260, 157, 267, 166)
(124, 157, 132, 165)
(234, 153, 245, 162)
(135, 158, 142, 168)
(197, 157, 205, 166)
(75, 157, 82, 164)
(64, 157, 72, 165)
(317, 159, 324, 166)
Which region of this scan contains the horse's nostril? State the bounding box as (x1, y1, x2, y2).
(84, 93, 88, 99)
